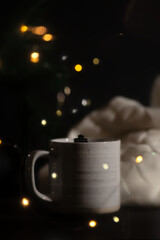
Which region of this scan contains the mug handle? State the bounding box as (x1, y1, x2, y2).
(25, 150, 52, 202)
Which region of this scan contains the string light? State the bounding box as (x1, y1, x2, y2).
(20, 25, 28, 33)
(21, 198, 30, 207)
(72, 108, 78, 114)
(41, 119, 47, 126)
(81, 99, 91, 106)
(57, 92, 65, 104)
(30, 52, 40, 63)
(113, 216, 119, 223)
(88, 220, 97, 228)
(64, 86, 71, 95)
(135, 155, 143, 163)
(102, 163, 109, 170)
(93, 58, 100, 65)
(51, 172, 57, 179)
(31, 26, 47, 35)
(56, 109, 62, 117)
(82, 99, 87, 106)
(42, 34, 54, 41)
(74, 64, 82, 72)
(61, 55, 68, 61)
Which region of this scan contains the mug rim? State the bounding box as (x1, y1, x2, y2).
(49, 138, 120, 144)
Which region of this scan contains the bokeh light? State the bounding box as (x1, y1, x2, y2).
(72, 108, 78, 114)
(88, 220, 97, 228)
(42, 33, 54, 41)
(93, 57, 100, 65)
(64, 86, 71, 95)
(21, 197, 30, 207)
(31, 26, 47, 35)
(57, 92, 65, 104)
(135, 155, 143, 163)
(113, 216, 120, 223)
(56, 109, 62, 117)
(20, 25, 28, 33)
(74, 64, 82, 72)
(30, 52, 40, 63)
(51, 172, 57, 179)
(61, 55, 68, 61)
(41, 119, 47, 126)
(81, 99, 91, 106)
(102, 163, 109, 170)
(82, 99, 87, 106)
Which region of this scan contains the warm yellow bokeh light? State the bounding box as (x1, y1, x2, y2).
(42, 34, 54, 41)
(93, 58, 100, 65)
(41, 119, 47, 126)
(113, 216, 119, 223)
(56, 109, 62, 117)
(20, 25, 28, 32)
(0, 139, 2, 144)
(32, 26, 47, 35)
(103, 163, 109, 170)
(30, 52, 40, 63)
(21, 198, 30, 207)
(135, 155, 143, 163)
(88, 220, 97, 228)
(74, 64, 82, 72)
(51, 172, 57, 179)
(64, 86, 71, 95)
(57, 92, 65, 104)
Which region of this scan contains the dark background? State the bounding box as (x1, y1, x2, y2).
(1, 0, 160, 156)
(0, 0, 159, 196)
(0, 1, 160, 239)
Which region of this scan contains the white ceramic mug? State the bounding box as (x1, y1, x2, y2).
(25, 136, 121, 214)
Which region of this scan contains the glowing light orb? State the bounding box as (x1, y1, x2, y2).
(57, 92, 65, 104)
(93, 58, 100, 65)
(30, 52, 40, 63)
(61, 55, 68, 61)
(51, 172, 57, 179)
(20, 25, 28, 32)
(81, 99, 91, 106)
(32, 26, 47, 35)
(135, 155, 143, 163)
(64, 86, 71, 95)
(42, 34, 54, 41)
(74, 64, 82, 72)
(103, 163, 109, 170)
(113, 216, 119, 223)
(56, 109, 62, 117)
(88, 220, 97, 228)
(41, 119, 47, 126)
(82, 99, 87, 106)
(72, 108, 78, 114)
(21, 198, 30, 207)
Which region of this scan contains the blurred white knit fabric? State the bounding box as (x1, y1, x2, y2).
(68, 77, 160, 206)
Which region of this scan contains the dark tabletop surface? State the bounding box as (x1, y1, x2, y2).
(0, 198, 160, 240)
